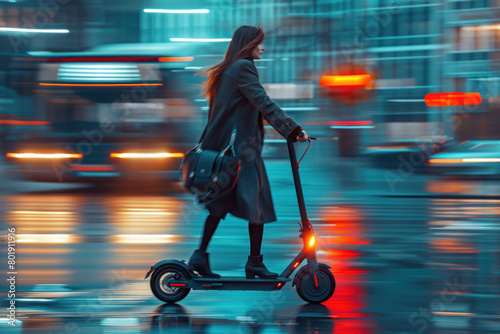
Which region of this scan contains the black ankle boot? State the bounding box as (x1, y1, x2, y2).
(188, 249, 220, 278)
(245, 255, 278, 279)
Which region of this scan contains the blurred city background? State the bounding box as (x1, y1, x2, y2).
(1, 0, 499, 333)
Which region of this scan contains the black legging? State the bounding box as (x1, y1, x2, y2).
(199, 214, 263, 256)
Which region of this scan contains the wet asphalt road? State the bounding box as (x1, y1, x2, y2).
(0, 150, 499, 334)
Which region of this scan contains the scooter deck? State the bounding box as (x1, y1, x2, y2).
(169, 276, 292, 291)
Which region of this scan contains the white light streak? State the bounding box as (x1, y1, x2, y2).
(0, 27, 69, 34)
(58, 69, 140, 73)
(144, 9, 209, 14)
(60, 64, 137, 69)
(462, 158, 500, 163)
(17, 234, 74, 243)
(58, 73, 141, 78)
(330, 125, 375, 129)
(170, 38, 231, 42)
(282, 107, 320, 111)
(113, 235, 174, 244)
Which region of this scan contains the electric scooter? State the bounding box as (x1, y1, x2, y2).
(145, 136, 336, 304)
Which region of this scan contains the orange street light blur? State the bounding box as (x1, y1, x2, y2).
(309, 235, 316, 247)
(6, 153, 83, 159)
(424, 92, 482, 107)
(320, 74, 372, 87)
(158, 57, 194, 62)
(429, 158, 500, 164)
(110, 152, 185, 159)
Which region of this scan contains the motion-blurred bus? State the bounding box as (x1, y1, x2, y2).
(5, 43, 227, 183)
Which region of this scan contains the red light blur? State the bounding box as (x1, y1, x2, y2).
(331, 121, 373, 126)
(424, 92, 482, 107)
(72, 165, 115, 172)
(0, 120, 50, 125)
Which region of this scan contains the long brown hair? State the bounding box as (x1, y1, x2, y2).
(200, 26, 264, 99)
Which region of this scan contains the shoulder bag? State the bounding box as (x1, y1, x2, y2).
(180, 128, 240, 204)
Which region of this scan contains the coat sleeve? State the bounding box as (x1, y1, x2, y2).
(237, 60, 302, 139)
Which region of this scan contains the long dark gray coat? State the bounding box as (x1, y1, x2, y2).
(200, 58, 302, 224)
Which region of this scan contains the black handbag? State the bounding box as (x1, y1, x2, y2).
(180, 129, 240, 204)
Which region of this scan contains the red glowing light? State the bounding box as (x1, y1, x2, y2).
(0, 120, 50, 125)
(72, 165, 115, 172)
(425, 92, 482, 107)
(331, 121, 373, 126)
(170, 283, 186, 287)
(293, 262, 299, 268)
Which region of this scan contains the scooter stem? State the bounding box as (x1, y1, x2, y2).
(286, 138, 309, 230)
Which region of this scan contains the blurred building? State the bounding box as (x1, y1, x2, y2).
(442, 0, 500, 140)
(141, 0, 500, 142)
(1, 0, 499, 143)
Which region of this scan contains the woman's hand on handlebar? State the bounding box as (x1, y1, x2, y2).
(296, 130, 309, 142)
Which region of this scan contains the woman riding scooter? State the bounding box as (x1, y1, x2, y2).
(188, 25, 309, 279)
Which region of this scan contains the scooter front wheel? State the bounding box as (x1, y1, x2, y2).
(296, 265, 335, 304)
(150, 265, 190, 303)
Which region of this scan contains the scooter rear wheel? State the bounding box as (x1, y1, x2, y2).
(296, 265, 335, 304)
(150, 265, 190, 303)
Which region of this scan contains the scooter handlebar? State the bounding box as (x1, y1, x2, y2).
(295, 131, 316, 142)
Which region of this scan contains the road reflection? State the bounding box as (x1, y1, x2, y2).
(0, 184, 498, 333)
(2, 191, 193, 288)
(427, 198, 500, 332)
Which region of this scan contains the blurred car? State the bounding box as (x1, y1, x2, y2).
(426, 140, 500, 177)
(5, 43, 228, 182)
(362, 138, 456, 170)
